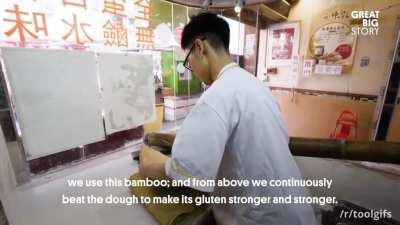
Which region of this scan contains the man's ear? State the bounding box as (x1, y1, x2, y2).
(194, 38, 206, 57)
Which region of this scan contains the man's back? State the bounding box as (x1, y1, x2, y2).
(198, 66, 317, 225)
(168, 66, 317, 225)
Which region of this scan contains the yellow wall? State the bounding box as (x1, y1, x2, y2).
(272, 91, 376, 140)
(258, 0, 400, 96)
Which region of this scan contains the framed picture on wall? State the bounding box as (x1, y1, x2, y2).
(266, 21, 300, 66)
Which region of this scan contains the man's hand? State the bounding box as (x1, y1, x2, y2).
(139, 144, 170, 180)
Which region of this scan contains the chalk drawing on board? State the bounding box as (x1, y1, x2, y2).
(98, 52, 155, 135)
(1, 48, 105, 160)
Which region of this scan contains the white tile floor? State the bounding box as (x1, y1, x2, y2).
(295, 157, 400, 220)
(3, 144, 158, 225)
(1, 119, 185, 225)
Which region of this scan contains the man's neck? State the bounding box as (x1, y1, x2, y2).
(210, 54, 233, 82)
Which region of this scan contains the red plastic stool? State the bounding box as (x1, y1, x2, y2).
(330, 110, 358, 140)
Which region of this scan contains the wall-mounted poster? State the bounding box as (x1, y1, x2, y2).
(266, 21, 300, 66)
(307, 5, 359, 74)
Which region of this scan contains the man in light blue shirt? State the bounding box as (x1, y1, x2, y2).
(139, 12, 317, 225)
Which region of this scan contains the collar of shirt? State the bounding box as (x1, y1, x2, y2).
(216, 62, 238, 80)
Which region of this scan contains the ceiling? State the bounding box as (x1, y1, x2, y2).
(164, 0, 276, 9)
(163, 0, 295, 25)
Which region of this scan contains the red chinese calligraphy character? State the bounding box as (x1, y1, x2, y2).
(332, 11, 339, 19)
(62, 14, 93, 45)
(136, 27, 153, 49)
(3, 4, 48, 43)
(103, 0, 126, 17)
(103, 20, 128, 47)
(135, 0, 150, 21)
(63, 0, 87, 10)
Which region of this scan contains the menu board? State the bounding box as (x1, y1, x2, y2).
(308, 5, 359, 74)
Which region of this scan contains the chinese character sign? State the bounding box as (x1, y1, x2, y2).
(134, 0, 154, 49)
(0, 0, 160, 49)
(3, 4, 48, 43)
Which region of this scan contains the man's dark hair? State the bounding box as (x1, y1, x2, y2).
(181, 12, 230, 52)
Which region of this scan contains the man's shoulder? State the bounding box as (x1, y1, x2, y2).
(205, 67, 254, 94)
(200, 67, 268, 107)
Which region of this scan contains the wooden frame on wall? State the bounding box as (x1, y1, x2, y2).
(266, 21, 300, 66)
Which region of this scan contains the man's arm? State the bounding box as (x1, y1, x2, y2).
(138, 144, 170, 180)
(138, 132, 175, 180)
(141, 102, 229, 193)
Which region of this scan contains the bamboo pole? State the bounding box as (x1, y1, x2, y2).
(144, 133, 400, 165)
(289, 138, 400, 164)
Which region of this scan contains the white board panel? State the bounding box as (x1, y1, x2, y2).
(1, 48, 105, 160)
(98, 52, 155, 135)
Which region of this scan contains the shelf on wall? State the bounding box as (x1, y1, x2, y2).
(268, 86, 378, 102)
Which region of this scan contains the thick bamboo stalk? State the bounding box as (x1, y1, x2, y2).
(289, 138, 400, 164)
(144, 133, 400, 165)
